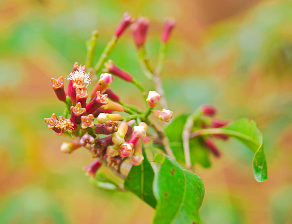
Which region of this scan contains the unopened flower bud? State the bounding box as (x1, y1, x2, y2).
(60, 140, 81, 154)
(95, 121, 118, 135)
(119, 142, 133, 157)
(101, 100, 125, 112)
(212, 119, 229, 128)
(161, 18, 176, 43)
(133, 122, 148, 138)
(97, 113, 122, 123)
(70, 102, 86, 124)
(146, 91, 160, 108)
(104, 88, 120, 102)
(83, 159, 102, 178)
(106, 145, 119, 157)
(80, 134, 95, 148)
(86, 91, 108, 114)
(132, 16, 149, 48)
(104, 60, 133, 82)
(51, 76, 66, 101)
(154, 109, 173, 122)
(76, 87, 88, 108)
(205, 138, 221, 158)
(112, 122, 128, 145)
(90, 73, 113, 99)
(81, 114, 94, 129)
(115, 12, 135, 37)
(131, 154, 144, 166)
(201, 105, 217, 117)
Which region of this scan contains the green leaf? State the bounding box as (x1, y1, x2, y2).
(194, 118, 268, 182)
(153, 153, 205, 224)
(165, 114, 211, 168)
(124, 151, 157, 208)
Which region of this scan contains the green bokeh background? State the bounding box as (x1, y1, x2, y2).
(0, 0, 292, 223)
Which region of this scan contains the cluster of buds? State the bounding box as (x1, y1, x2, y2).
(190, 105, 230, 158)
(44, 13, 176, 179)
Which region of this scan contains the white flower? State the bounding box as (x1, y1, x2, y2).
(68, 68, 91, 88)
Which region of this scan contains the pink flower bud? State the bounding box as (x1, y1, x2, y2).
(76, 87, 88, 108)
(212, 119, 229, 128)
(154, 109, 173, 122)
(104, 60, 133, 82)
(60, 140, 81, 154)
(119, 143, 133, 157)
(83, 159, 102, 178)
(86, 91, 108, 114)
(131, 154, 144, 166)
(81, 114, 95, 129)
(146, 91, 160, 108)
(106, 145, 119, 157)
(104, 88, 120, 102)
(132, 16, 149, 48)
(70, 102, 86, 124)
(80, 134, 95, 149)
(205, 138, 221, 158)
(133, 122, 148, 138)
(161, 18, 176, 43)
(115, 12, 135, 37)
(51, 76, 66, 101)
(90, 73, 113, 99)
(201, 105, 217, 117)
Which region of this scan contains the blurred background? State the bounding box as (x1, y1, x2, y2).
(1, 0, 292, 223)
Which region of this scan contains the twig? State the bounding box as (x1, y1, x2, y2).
(94, 36, 118, 74)
(156, 42, 167, 75)
(86, 30, 99, 68)
(147, 119, 175, 159)
(182, 109, 202, 169)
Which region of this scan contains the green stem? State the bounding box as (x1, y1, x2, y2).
(132, 78, 147, 100)
(63, 96, 71, 118)
(94, 36, 118, 75)
(86, 30, 99, 68)
(138, 47, 154, 79)
(156, 42, 167, 74)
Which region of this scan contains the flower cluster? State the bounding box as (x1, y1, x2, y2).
(44, 13, 175, 179)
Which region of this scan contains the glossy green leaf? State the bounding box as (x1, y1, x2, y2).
(194, 118, 268, 182)
(165, 114, 211, 168)
(153, 153, 205, 224)
(124, 151, 157, 208)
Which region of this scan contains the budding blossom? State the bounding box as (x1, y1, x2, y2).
(131, 139, 144, 166)
(161, 18, 176, 43)
(119, 123, 148, 158)
(104, 60, 133, 82)
(106, 145, 119, 157)
(201, 105, 217, 117)
(60, 140, 81, 154)
(83, 159, 102, 178)
(90, 73, 113, 99)
(76, 87, 88, 108)
(104, 88, 120, 102)
(51, 76, 66, 101)
(97, 113, 122, 123)
(101, 100, 125, 112)
(146, 91, 160, 108)
(132, 16, 149, 48)
(95, 121, 118, 135)
(133, 122, 147, 138)
(112, 122, 128, 145)
(115, 12, 135, 37)
(80, 134, 95, 149)
(154, 109, 173, 122)
(86, 91, 108, 114)
(81, 114, 95, 129)
(70, 102, 86, 124)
